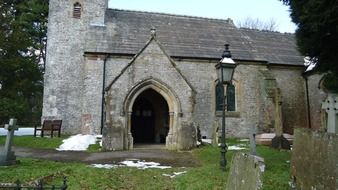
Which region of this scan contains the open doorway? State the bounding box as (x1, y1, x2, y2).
(131, 89, 169, 144)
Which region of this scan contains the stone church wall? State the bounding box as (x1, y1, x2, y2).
(102, 40, 196, 150)
(175, 59, 217, 138)
(44, 0, 310, 141)
(81, 56, 130, 134)
(43, 0, 87, 134)
(43, 0, 107, 134)
(80, 53, 310, 139)
(231, 63, 267, 137)
(176, 60, 282, 138)
(82, 57, 103, 134)
(270, 66, 309, 133)
(305, 73, 327, 130)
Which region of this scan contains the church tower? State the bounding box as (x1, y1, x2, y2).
(42, 0, 108, 133)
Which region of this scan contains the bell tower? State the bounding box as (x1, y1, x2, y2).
(42, 0, 108, 133)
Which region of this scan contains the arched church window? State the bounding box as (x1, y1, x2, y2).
(215, 82, 236, 111)
(73, 2, 82, 19)
(215, 82, 224, 111)
(227, 83, 236, 111)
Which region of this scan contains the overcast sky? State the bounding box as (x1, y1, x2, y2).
(108, 0, 296, 33)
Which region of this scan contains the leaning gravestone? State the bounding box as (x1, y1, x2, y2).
(0, 118, 20, 166)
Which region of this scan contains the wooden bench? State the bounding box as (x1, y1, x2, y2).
(34, 120, 62, 138)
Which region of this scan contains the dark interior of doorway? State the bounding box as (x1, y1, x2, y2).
(131, 89, 169, 144)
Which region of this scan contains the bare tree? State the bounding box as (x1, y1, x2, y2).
(236, 17, 279, 31)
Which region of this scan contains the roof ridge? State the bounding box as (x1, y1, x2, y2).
(107, 8, 235, 25)
(239, 27, 295, 35)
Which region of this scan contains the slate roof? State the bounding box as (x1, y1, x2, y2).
(85, 9, 304, 66)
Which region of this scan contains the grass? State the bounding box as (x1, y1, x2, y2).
(0, 137, 291, 189)
(87, 142, 102, 152)
(258, 146, 291, 190)
(0, 135, 103, 152)
(0, 135, 65, 149)
(0, 148, 230, 189)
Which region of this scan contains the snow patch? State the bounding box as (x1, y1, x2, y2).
(217, 143, 248, 150)
(56, 134, 98, 151)
(228, 145, 247, 150)
(162, 171, 187, 178)
(304, 56, 317, 72)
(259, 164, 265, 172)
(120, 159, 172, 169)
(91, 164, 117, 169)
(96, 135, 103, 147)
(221, 57, 235, 64)
(0, 128, 35, 136)
(239, 139, 249, 142)
(201, 139, 212, 144)
(91, 159, 172, 170)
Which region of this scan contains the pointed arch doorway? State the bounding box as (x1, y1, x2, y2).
(131, 89, 169, 144)
(124, 78, 181, 150)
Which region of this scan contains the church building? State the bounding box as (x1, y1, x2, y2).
(43, 0, 312, 151)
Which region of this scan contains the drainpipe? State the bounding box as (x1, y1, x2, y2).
(101, 54, 109, 134)
(303, 73, 312, 129)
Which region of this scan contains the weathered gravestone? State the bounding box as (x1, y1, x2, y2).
(226, 152, 265, 190)
(250, 125, 257, 156)
(271, 88, 290, 149)
(290, 93, 338, 189)
(291, 128, 338, 190)
(321, 93, 338, 133)
(0, 118, 20, 166)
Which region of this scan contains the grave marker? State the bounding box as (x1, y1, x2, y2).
(271, 89, 290, 149)
(250, 124, 257, 156)
(321, 93, 338, 133)
(0, 118, 20, 166)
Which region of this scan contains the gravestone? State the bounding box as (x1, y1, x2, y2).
(226, 152, 265, 190)
(0, 118, 20, 166)
(212, 123, 220, 146)
(321, 93, 338, 133)
(271, 88, 290, 149)
(290, 128, 338, 190)
(250, 124, 257, 155)
(274, 89, 283, 137)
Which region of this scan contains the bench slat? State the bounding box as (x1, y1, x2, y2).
(34, 120, 62, 138)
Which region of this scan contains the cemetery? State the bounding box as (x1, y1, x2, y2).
(0, 93, 337, 189)
(1, 0, 337, 189)
(0, 129, 291, 189)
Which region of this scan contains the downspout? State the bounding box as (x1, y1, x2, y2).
(303, 73, 312, 129)
(101, 54, 109, 134)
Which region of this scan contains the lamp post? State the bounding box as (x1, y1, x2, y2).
(215, 44, 237, 171)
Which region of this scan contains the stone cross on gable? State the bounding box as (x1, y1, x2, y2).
(0, 118, 20, 166)
(321, 94, 338, 133)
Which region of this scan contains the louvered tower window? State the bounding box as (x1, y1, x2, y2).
(73, 2, 81, 19)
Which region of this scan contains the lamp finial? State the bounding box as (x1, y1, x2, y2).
(222, 44, 232, 58)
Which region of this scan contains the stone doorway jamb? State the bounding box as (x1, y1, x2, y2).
(123, 78, 182, 150)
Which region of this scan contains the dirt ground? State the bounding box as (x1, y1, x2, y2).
(12, 146, 201, 167)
